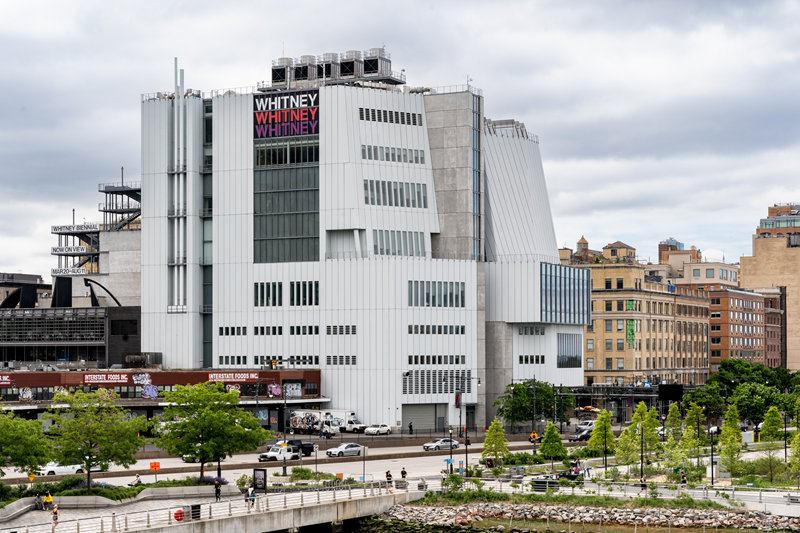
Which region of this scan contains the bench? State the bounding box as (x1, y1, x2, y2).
(786, 494, 800, 504)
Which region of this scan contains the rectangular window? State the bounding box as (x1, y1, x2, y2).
(414, 149, 419, 164)
(617, 300, 624, 311)
(416, 184, 422, 208)
(617, 357, 624, 369)
(461, 282, 465, 307)
(390, 230, 397, 255)
(367, 145, 372, 160)
(369, 180, 375, 205)
(616, 278, 623, 289)
(391, 147, 396, 162)
(361, 145, 366, 159)
(617, 319, 624, 332)
(605, 339, 613, 351)
(364, 180, 369, 204)
(381, 181, 388, 206)
(605, 358, 612, 370)
(617, 339, 624, 351)
(437, 281, 443, 308)
(411, 184, 417, 208)
(605, 278, 612, 289)
(605, 320, 612, 332)
(693, 268, 700, 277)
(605, 300, 612, 311)
(379, 230, 385, 255)
(379, 147, 384, 161)
(426, 281, 431, 306)
(449, 282, 454, 307)
(706, 268, 715, 278)
(403, 149, 408, 163)
(587, 339, 594, 351)
(408, 281, 413, 306)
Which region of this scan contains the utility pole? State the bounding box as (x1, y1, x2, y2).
(640, 421, 644, 479)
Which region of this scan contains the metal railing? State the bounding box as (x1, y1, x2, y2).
(98, 182, 141, 192)
(427, 84, 483, 97)
(200, 208, 213, 217)
(1, 482, 405, 533)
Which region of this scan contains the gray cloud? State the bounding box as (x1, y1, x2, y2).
(1, 0, 798, 279)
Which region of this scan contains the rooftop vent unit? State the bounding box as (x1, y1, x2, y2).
(271, 57, 294, 85)
(340, 50, 364, 78)
(294, 55, 317, 81)
(363, 47, 392, 77)
(317, 52, 340, 80)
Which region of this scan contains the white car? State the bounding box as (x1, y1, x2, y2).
(37, 462, 104, 476)
(364, 424, 391, 435)
(423, 438, 459, 451)
(326, 443, 363, 457)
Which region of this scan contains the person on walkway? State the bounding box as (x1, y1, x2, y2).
(440, 469, 447, 482)
(401, 468, 407, 479)
(408, 422, 413, 436)
(128, 474, 140, 487)
(34, 494, 43, 511)
(637, 474, 647, 496)
(51, 504, 59, 528)
(680, 472, 688, 491)
(214, 479, 221, 502)
(319, 425, 324, 439)
(245, 486, 252, 507)
(249, 486, 256, 508)
(43, 493, 53, 511)
(385, 471, 393, 492)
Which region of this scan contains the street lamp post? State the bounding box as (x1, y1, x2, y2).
(448, 429, 453, 474)
(709, 427, 714, 487)
(639, 421, 644, 480)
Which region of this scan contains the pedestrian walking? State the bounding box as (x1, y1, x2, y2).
(51, 504, 60, 528)
(401, 468, 407, 479)
(637, 474, 647, 496)
(408, 421, 413, 436)
(680, 472, 688, 491)
(214, 479, 221, 502)
(249, 486, 256, 508)
(386, 470, 393, 492)
(245, 486, 252, 507)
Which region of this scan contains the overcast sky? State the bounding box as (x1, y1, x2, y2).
(1, 0, 798, 280)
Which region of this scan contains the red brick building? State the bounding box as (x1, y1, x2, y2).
(709, 288, 766, 371)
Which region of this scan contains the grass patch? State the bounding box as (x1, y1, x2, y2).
(416, 489, 729, 510)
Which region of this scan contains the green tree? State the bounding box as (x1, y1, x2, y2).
(718, 404, 743, 477)
(789, 432, 800, 488)
(0, 412, 52, 478)
(614, 402, 658, 467)
(664, 403, 683, 441)
(662, 434, 689, 470)
(732, 382, 781, 425)
(493, 381, 535, 428)
(156, 382, 271, 478)
(539, 422, 567, 469)
(587, 410, 615, 453)
(481, 418, 509, 466)
(45, 390, 148, 494)
(761, 406, 784, 442)
(682, 382, 725, 422)
(680, 402, 706, 468)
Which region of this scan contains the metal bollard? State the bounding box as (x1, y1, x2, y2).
(112, 513, 117, 532)
(146, 512, 150, 528)
(101, 517, 105, 532)
(333, 487, 336, 501)
(125, 515, 128, 531)
(169, 510, 172, 525)
(317, 489, 320, 503)
(284, 493, 287, 508)
(301, 492, 304, 505)
(228, 502, 232, 516)
(209, 505, 212, 519)
(77, 521, 81, 533)
(349, 486, 352, 500)
(265, 495, 270, 511)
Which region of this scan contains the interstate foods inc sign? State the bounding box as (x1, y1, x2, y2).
(253, 90, 318, 139)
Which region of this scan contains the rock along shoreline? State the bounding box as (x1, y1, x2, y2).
(378, 503, 800, 531)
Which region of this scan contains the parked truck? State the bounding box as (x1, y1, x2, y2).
(287, 409, 341, 435)
(322, 410, 368, 433)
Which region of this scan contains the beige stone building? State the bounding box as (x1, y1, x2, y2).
(740, 232, 800, 369)
(582, 263, 710, 386)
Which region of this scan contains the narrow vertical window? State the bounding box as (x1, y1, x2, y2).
(418, 113, 422, 126)
(387, 183, 394, 206)
(373, 146, 378, 161)
(405, 183, 411, 206)
(369, 180, 375, 205)
(403, 149, 408, 163)
(375, 180, 382, 205)
(379, 230, 385, 255)
(391, 147, 396, 162)
(373, 229, 378, 255)
(254, 283, 258, 307)
(461, 282, 465, 307)
(315, 281, 319, 305)
(302, 281, 307, 306)
(437, 282, 443, 308)
(390, 230, 397, 255)
(419, 232, 425, 256)
(416, 184, 422, 208)
(414, 280, 420, 306)
(422, 184, 428, 208)
(361, 145, 366, 159)
(296, 282, 301, 308)
(411, 185, 417, 207)
(399, 183, 405, 207)
(443, 282, 449, 308)
(402, 231, 409, 256)
(364, 180, 369, 204)
(449, 282, 454, 307)
(393, 182, 399, 206)
(290, 282, 295, 306)
(426, 281, 431, 306)
(455, 284, 460, 307)
(414, 150, 419, 164)
(359, 108, 364, 120)
(379, 147, 384, 161)
(414, 232, 421, 257)
(260, 282, 265, 306)
(381, 181, 388, 206)
(408, 281, 413, 306)
(420, 150, 425, 164)
(367, 145, 372, 160)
